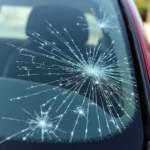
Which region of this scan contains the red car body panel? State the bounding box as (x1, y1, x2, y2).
(126, 0, 150, 80)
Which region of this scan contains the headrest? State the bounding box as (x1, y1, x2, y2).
(26, 5, 89, 45)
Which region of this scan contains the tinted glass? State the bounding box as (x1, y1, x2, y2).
(0, 0, 143, 149)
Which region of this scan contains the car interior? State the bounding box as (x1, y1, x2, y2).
(0, 0, 135, 125)
(0, 0, 135, 117)
(0, 0, 143, 148)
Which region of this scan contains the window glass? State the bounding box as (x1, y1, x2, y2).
(0, 5, 31, 38)
(0, 0, 143, 150)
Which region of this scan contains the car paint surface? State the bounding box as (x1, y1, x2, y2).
(125, 0, 150, 80)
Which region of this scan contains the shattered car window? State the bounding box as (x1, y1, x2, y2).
(0, 0, 143, 148)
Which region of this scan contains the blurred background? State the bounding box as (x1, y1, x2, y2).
(0, 0, 149, 42)
(134, 0, 150, 42)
